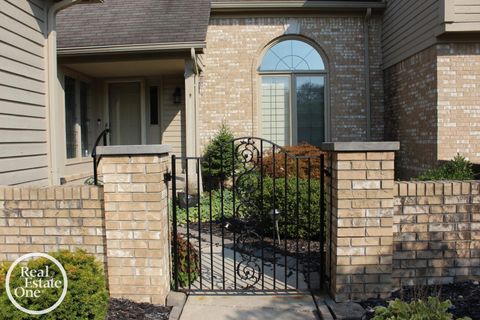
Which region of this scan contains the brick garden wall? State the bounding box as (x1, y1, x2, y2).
(0, 186, 106, 263)
(200, 14, 384, 148)
(2, 148, 479, 304)
(393, 181, 480, 288)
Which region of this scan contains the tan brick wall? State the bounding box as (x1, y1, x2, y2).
(102, 154, 170, 305)
(393, 181, 480, 287)
(200, 15, 384, 149)
(0, 186, 105, 263)
(385, 43, 480, 179)
(328, 151, 395, 301)
(384, 46, 438, 179)
(437, 43, 480, 163)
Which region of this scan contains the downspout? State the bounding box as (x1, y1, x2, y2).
(190, 48, 200, 157)
(46, 0, 81, 184)
(364, 8, 372, 141)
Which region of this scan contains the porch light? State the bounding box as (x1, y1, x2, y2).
(173, 87, 181, 104)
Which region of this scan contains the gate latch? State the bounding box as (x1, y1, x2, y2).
(164, 172, 172, 182)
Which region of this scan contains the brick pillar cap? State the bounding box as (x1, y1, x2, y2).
(320, 141, 400, 152)
(96, 144, 172, 156)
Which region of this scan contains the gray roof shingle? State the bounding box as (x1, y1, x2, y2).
(57, 0, 211, 49)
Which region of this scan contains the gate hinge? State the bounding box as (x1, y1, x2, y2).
(164, 172, 172, 182)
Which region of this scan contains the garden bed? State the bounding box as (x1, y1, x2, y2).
(361, 281, 480, 320)
(185, 221, 323, 271)
(107, 298, 171, 320)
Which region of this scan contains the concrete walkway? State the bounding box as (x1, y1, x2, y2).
(180, 293, 320, 320)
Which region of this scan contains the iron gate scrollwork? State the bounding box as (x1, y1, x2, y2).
(171, 137, 327, 292)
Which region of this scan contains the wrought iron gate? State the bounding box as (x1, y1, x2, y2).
(171, 137, 326, 292)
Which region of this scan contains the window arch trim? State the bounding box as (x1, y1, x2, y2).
(258, 37, 328, 74)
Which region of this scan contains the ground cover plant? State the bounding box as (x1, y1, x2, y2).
(373, 297, 471, 320)
(0, 249, 108, 320)
(173, 234, 199, 287)
(362, 281, 479, 320)
(174, 189, 234, 225)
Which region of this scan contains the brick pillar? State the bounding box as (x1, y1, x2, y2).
(322, 142, 399, 302)
(98, 145, 171, 304)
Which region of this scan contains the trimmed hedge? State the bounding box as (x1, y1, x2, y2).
(246, 176, 323, 239)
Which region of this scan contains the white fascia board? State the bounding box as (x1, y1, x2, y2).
(57, 41, 206, 56)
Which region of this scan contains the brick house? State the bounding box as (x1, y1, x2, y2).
(1, 0, 480, 185)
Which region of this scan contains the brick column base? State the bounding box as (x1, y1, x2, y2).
(322, 142, 399, 302)
(99, 146, 171, 304)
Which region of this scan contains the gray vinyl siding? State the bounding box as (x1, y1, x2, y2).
(382, 0, 441, 69)
(0, 0, 49, 186)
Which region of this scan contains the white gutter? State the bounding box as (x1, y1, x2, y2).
(211, 1, 386, 11)
(58, 42, 206, 56)
(46, 0, 83, 184)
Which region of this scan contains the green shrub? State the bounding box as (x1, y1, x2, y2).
(173, 234, 199, 287)
(174, 189, 234, 225)
(246, 175, 323, 239)
(417, 154, 475, 181)
(0, 249, 108, 320)
(373, 297, 471, 320)
(201, 125, 241, 190)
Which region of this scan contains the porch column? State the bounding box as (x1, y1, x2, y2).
(184, 59, 198, 157)
(322, 142, 399, 302)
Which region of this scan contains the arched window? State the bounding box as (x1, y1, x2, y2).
(259, 39, 327, 146)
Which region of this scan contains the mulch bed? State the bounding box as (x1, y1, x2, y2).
(106, 298, 171, 320)
(361, 281, 480, 320)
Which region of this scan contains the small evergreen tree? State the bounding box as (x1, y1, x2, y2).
(417, 154, 476, 181)
(201, 125, 240, 189)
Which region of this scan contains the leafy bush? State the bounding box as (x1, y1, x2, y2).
(175, 189, 234, 225)
(417, 154, 476, 181)
(201, 125, 242, 189)
(373, 297, 471, 320)
(173, 234, 199, 287)
(246, 175, 323, 239)
(262, 143, 325, 179)
(0, 249, 108, 320)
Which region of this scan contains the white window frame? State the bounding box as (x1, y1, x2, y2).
(62, 71, 93, 165)
(258, 37, 330, 145)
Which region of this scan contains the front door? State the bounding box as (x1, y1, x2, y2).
(108, 82, 142, 145)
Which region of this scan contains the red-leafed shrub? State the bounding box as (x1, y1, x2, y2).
(262, 144, 326, 179)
